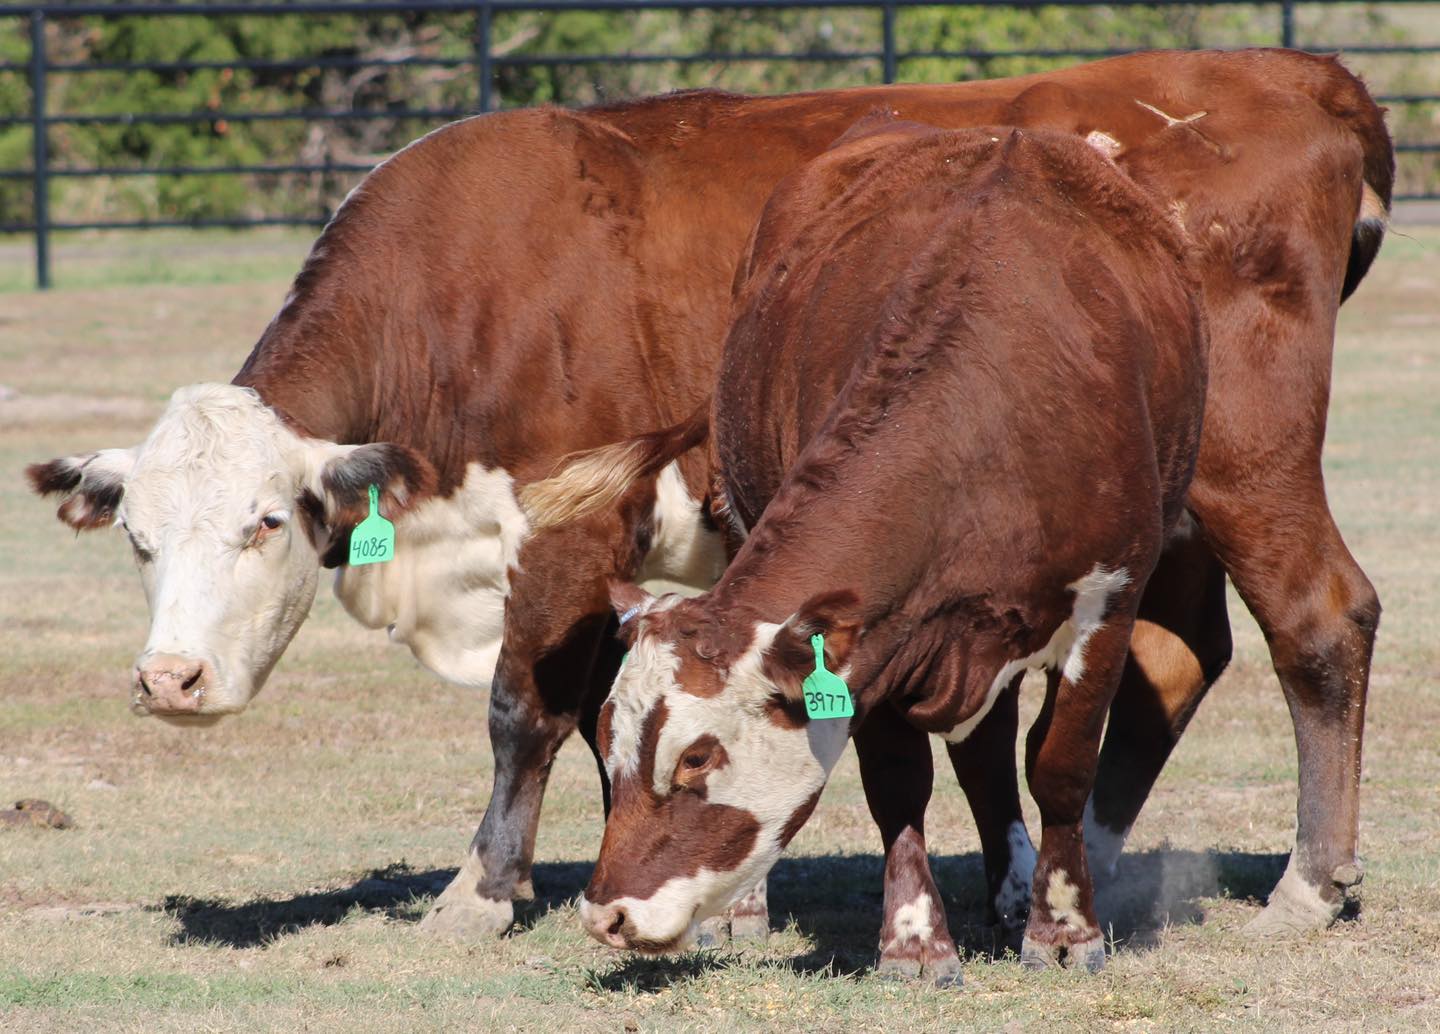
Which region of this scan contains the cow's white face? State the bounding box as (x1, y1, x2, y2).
(579, 585, 859, 953)
(28, 383, 434, 723)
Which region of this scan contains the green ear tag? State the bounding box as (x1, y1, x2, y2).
(348, 485, 395, 567)
(802, 634, 854, 720)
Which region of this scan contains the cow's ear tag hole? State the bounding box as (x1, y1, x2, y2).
(348, 484, 395, 567)
(802, 633, 854, 720)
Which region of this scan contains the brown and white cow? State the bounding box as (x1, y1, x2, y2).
(29, 49, 1387, 941)
(529, 120, 1208, 975)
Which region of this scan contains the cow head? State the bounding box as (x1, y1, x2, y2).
(27, 383, 434, 723)
(579, 581, 860, 952)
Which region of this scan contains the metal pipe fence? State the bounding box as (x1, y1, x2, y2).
(3, 0, 1438, 288)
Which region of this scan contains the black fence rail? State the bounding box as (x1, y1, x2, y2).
(3, 0, 1438, 288)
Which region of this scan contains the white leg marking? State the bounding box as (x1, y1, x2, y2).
(1045, 869, 1094, 936)
(995, 820, 1037, 928)
(1083, 797, 1130, 879)
(891, 894, 935, 945)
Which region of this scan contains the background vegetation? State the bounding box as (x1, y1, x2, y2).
(0, 1, 1437, 232)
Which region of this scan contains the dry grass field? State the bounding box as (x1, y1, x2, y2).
(1, 223, 1437, 1033)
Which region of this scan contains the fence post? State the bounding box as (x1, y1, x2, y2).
(881, 2, 897, 83)
(30, 8, 50, 290)
(477, 1, 493, 112)
(1280, 0, 1295, 48)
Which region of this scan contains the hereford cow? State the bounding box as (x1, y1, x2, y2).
(28, 48, 1388, 942)
(528, 120, 1208, 976)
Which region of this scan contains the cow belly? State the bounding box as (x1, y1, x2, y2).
(940, 564, 1131, 744)
(332, 462, 530, 688)
(635, 462, 728, 597)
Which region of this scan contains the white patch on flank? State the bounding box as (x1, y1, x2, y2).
(890, 894, 934, 944)
(1134, 99, 1208, 127)
(332, 462, 529, 688)
(1045, 869, 1094, 936)
(941, 564, 1131, 743)
(635, 461, 728, 596)
(1082, 796, 1131, 879)
(995, 820, 1038, 926)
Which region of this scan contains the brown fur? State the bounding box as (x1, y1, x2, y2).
(39, 49, 1390, 930)
(575, 124, 1207, 966)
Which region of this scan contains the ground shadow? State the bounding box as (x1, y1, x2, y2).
(585, 848, 1290, 989)
(158, 848, 1287, 958)
(161, 859, 595, 948)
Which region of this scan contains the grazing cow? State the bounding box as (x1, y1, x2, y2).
(529, 120, 1208, 975)
(28, 48, 1387, 941)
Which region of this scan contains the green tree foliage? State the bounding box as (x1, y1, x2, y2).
(0, 3, 1433, 229)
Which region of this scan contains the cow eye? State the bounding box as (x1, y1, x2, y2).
(682, 752, 709, 770)
(260, 513, 285, 531)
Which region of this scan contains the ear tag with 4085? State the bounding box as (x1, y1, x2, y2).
(348, 484, 395, 566)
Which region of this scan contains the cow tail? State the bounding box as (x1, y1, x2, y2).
(520, 403, 710, 531)
(1319, 56, 1396, 302)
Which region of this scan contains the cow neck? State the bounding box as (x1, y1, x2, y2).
(231, 267, 397, 447)
(709, 486, 918, 718)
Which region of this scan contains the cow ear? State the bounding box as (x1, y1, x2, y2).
(26, 448, 137, 531)
(762, 590, 862, 698)
(610, 578, 657, 626)
(301, 441, 438, 530)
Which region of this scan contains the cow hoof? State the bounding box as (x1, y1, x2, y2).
(1020, 934, 1105, 973)
(729, 913, 770, 942)
(1244, 867, 1342, 939)
(694, 915, 731, 948)
(875, 952, 963, 987)
(418, 893, 514, 940)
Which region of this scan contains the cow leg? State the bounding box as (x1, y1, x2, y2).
(1021, 613, 1138, 973)
(1189, 481, 1377, 936)
(421, 532, 618, 940)
(1085, 531, 1232, 875)
(855, 700, 962, 987)
(944, 675, 1034, 937)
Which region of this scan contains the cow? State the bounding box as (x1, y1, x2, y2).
(27, 48, 1389, 942)
(525, 118, 1209, 976)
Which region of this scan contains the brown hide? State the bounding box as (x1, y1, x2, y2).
(233, 48, 1386, 503)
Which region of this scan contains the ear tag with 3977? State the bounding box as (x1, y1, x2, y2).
(802, 633, 854, 720)
(348, 484, 395, 567)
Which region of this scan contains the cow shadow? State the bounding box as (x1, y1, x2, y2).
(158, 849, 1286, 962)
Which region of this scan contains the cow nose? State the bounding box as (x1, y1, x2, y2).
(134, 654, 211, 715)
(579, 897, 630, 949)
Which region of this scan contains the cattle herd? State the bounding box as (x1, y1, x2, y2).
(29, 47, 1390, 983)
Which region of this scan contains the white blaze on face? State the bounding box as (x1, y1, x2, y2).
(942, 564, 1130, 744)
(118, 385, 329, 717)
(594, 618, 848, 947)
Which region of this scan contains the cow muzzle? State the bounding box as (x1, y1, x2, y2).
(578, 896, 696, 954)
(133, 653, 215, 716)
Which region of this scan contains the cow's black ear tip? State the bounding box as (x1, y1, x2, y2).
(26, 458, 81, 496)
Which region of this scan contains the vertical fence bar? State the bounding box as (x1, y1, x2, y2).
(30, 8, 50, 290)
(1280, 0, 1295, 47)
(477, 1, 493, 111)
(881, 2, 897, 83)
